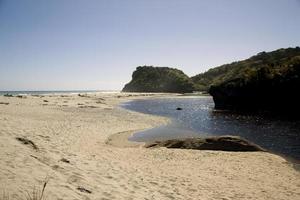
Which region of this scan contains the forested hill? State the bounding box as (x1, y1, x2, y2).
(122, 66, 195, 93)
(201, 47, 300, 114)
(122, 48, 300, 115)
(191, 47, 300, 92)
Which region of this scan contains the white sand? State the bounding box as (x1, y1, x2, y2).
(0, 92, 299, 200)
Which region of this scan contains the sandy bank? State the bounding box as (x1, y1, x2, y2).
(0, 92, 299, 200)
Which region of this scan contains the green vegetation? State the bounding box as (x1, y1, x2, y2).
(122, 66, 195, 93)
(201, 47, 300, 113)
(123, 47, 300, 115)
(192, 47, 300, 92)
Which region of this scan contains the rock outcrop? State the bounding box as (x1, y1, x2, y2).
(146, 136, 265, 152)
(190, 47, 300, 116)
(122, 66, 195, 93)
(208, 48, 300, 115)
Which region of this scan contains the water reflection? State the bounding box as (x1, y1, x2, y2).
(121, 96, 300, 160)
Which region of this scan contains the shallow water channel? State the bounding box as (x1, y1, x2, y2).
(121, 96, 300, 161)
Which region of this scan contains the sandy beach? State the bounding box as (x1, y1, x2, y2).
(0, 92, 299, 200)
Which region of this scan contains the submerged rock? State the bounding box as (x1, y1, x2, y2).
(145, 136, 265, 152)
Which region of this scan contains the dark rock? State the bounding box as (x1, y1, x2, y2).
(176, 107, 182, 110)
(145, 136, 265, 152)
(3, 94, 13, 97)
(195, 47, 300, 117)
(60, 158, 70, 163)
(16, 95, 26, 98)
(78, 94, 90, 98)
(16, 137, 38, 150)
(77, 187, 92, 194)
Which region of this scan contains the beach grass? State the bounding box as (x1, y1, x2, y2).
(1, 178, 49, 200)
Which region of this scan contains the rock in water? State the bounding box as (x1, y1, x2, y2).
(145, 136, 265, 152)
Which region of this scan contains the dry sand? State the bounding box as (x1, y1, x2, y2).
(0, 92, 299, 200)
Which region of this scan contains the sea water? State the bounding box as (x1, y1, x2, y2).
(0, 90, 116, 96)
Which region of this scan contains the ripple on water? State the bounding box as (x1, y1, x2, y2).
(121, 96, 300, 161)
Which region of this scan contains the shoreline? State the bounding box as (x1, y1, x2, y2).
(105, 130, 146, 148)
(0, 92, 299, 199)
(107, 129, 300, 172)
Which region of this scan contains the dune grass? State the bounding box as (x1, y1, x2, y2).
(1, 177, 49, 200)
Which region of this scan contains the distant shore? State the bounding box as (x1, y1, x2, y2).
(0, 90, 119, 96)
(0, 92, 299, 199)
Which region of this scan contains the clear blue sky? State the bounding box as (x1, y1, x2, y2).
(0, 0, 299, 91)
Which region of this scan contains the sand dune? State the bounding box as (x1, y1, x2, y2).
(0, 92, 299, 200)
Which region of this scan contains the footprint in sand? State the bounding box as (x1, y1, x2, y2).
(67, 173, 85, 184)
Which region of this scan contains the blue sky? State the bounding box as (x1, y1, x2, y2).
(0, 0, 299, 90)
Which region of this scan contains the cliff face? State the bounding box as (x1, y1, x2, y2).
(122, 66, 195, 93)
(207, 47, 300, 115)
